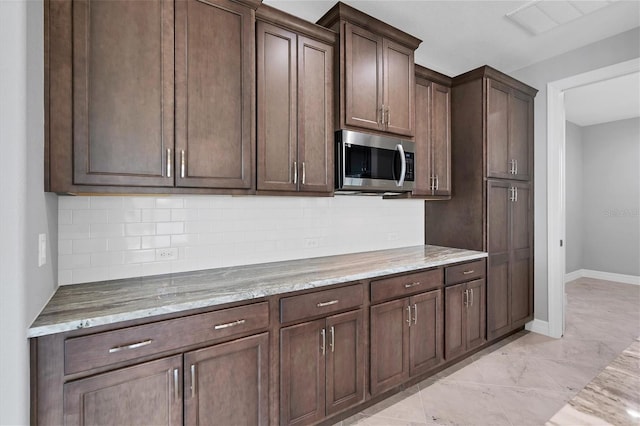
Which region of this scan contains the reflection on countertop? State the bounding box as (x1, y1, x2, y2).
(546, 337, 640, 426)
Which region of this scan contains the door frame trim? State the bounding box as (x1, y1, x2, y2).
(543, 58, 640, 339)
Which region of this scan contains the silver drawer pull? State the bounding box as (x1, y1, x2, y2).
(214, 319, 246, 330)
(462, 270, 475, 275)
(317, 300, 339, 308)
(108, 339, 153, 353)
(404, 282, 421, 288)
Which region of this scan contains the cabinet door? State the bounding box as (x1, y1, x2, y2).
(413, 79, 432, 195)
(383, 39, 414, 136)
(486, 79, 511, 179)
(344, 22, 383, 132)
(298, 35, 334, 193)
(465, 279, 486, 351)
(444, 283, 465, 360)
(409, 290, 443, 376)
(431, 83, 451, 195)
(325, 310, 364, 416)
(510, 91, 533, 181)
(280, 319, 326, 426)
(256, 21, 297, 191)
(63, 355, 182, 426)
(511, 183, 533, 326)
(175, 0, 253, 189)
(487, 180, 512, 339)
(72, 0, 174, 187)
(184, 333, 269, 426)
(370, 298, 409, 396)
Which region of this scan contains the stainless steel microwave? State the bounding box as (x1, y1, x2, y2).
(335, 130, 415, 192)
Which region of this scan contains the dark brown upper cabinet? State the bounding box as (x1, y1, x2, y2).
(45, 0, 261, 194)
(317, 2, 421, 138)
(256, 5, 335, 194)
(413, 65, 452, 198)
(486, 79, 534, 181)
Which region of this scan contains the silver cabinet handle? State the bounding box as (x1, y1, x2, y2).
(406, 305, 411, 327)
(214, 319, 245, 330)
(320, 328, 326, 355)
(190, 364, 196, 398)
(469, 288, 474, 307)
(509, 187, 515, 202)
(514, 187, 518, 202)
(380, 104, 385, 126)
(173, 368, 180, 401)
(509, 159, 515, 174)
(514, 159, 518, 175)
(329, 326, 335, 353)
(435, 175, 439, 191)
(386, 106, 391, 126)
(302, 162, 306, 185)
(463, 270, 475, 275)
(317, 300, 338, 308)
(404, 282, 421, 289)
(413, 303, 417, 324)
(180, 150, 186, 178)
(293, 161, 298, 185)
(463, 289, 468, 307)
(108, 339, 153, 353)
(167, 148, 172, 177)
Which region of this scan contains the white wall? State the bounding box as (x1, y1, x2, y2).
(0, 1, 58, 424)
(581, 118, 640, 276)
(565, 121, 583, 274)
(511, 27, 640, 321)
(58, 195, 424, 284)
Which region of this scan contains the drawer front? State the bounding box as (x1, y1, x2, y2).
(445, 259, 486, 285)
(65, 302, 269, 375)
(370, 269, 443, 303)
(280, 284, 363, 324)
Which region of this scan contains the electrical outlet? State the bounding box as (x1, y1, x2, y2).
(38, 233, 47, 266)
(304, 238, 319, 248)
(155, 248, 178, 261)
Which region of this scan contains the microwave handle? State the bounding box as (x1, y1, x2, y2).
(395, 144, 407, 187)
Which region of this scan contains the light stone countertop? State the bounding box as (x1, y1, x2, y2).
(28, 245, 487, 338)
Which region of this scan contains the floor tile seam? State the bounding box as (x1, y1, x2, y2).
(438, 378, 573, 394)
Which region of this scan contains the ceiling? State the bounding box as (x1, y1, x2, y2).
(263, 0, 640, 125)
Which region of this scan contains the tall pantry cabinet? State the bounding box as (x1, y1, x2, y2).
(425, 66, 537, 341)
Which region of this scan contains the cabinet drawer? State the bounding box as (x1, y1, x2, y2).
(65, 302, 269, 375)
(280, 284, 363, 324)
(371, 269, 442, 303)
(445, 259, 486, 286)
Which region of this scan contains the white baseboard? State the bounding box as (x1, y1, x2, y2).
(525, 319, 550, 336)
(565, 269, 640, 285)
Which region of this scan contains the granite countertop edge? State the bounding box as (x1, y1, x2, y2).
(28, 245, 487, 338)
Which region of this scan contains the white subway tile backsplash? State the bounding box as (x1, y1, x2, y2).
(107, 237, 141, 251)
(125, 223, 156, 236)
(157, 222, 184, 235)
(90, 223, 125, 238)
(141, 235, 171, 249)
(58, 195, 424, 284)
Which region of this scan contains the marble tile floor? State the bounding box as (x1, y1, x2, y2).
(334, 278, 640, 426)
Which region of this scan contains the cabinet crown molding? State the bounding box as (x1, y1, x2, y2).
(453, 65, 538, 97)
(317, 1, 421, 49)
(415, 64, 452, 87)
(228, 0, 263, 10)
(256, 4, 337, 45)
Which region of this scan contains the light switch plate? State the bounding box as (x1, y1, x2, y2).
(38, 233, 47, 266)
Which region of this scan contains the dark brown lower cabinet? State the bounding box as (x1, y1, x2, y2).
(370, 289, 443, 396)
(444, 279, 486, 360)
(63, 355, 183, 426)
(280, 310, 364, 425)
(487, 180, 533, 340)
(63, 333, 269, 426)
(184, 332, 269, 425)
